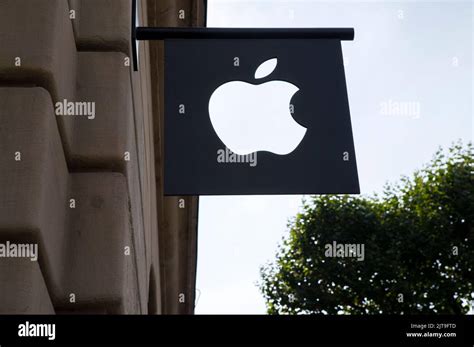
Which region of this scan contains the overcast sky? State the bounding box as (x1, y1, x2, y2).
(196, 0, 473, 314)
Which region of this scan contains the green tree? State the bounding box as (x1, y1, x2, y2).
(260, 142, 473, 314)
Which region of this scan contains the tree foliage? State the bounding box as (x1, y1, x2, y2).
(260, 142, 474, 314)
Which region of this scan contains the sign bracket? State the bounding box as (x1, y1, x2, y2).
(131, 0, 354, 71)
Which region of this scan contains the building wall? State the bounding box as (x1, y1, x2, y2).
(147, 0, 203, 315)
(0, 0, 203, 314)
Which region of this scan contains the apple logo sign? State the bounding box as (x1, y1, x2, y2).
(164, 38, 360, 195)
(208, 58, 307, 156)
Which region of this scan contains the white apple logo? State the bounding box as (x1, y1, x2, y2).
(208, 58, 307, 156)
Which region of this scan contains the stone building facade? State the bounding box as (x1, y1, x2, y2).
(0, 0, 204, 314)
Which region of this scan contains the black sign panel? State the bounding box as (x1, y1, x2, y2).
(164, 39, 359, 195)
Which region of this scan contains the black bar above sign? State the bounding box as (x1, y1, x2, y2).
(136, 27, 355, 41)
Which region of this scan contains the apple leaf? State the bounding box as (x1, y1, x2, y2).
(254, 58, 277, 79)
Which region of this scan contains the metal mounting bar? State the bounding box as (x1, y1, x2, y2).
(135, 27, 355, 41)
(130, 0, 354, 71)
(131, 0, 138, 71)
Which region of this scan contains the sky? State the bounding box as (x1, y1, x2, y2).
(195, 0, 473, 314)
